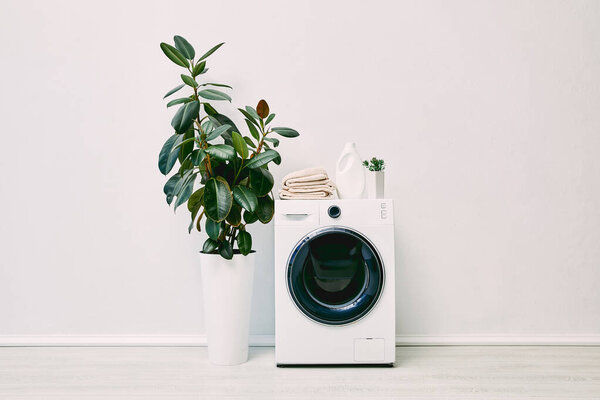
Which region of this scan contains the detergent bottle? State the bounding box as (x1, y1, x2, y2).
(335, 142, 366, 199)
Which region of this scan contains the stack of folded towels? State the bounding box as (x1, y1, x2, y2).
(279, 167, 336, 199)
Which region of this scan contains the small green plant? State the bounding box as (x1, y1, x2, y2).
(362, 157, 385, 172)
(158, 36, 299, 260)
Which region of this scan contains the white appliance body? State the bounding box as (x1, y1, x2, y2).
(274, 199, 395, 366)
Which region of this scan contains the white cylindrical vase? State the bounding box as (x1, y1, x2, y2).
(200, 251, 256, 365)
(366, 171, 385, 199)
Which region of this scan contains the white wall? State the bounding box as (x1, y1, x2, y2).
(1, 0, 599, 343)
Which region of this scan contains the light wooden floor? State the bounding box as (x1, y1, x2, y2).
(1, 346, 599, 399)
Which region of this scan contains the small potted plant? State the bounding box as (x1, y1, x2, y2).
(158, 36, 299, 365)
(362, 157, 385, 199)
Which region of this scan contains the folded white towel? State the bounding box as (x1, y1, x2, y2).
(279, 190, 333, 200)
(279, 167, 336, 200)
(282, 167, 329, 186)
(282, 183, 336, 194)
(283, 178, 331, 189)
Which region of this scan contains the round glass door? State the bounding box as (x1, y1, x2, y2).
(287, 227, 384, 325)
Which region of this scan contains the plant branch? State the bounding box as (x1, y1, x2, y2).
(229, 226, 238, 247)
(251, 120, 269, 157)
(187, 63, 213, 178)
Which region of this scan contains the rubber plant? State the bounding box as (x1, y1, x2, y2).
(158, 36, 299, 259)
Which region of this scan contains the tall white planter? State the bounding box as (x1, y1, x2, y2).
(200, 252, 256, 365)
(366, 170, 385, 198)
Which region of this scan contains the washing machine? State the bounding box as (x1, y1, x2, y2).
(274, 199, 395, 366)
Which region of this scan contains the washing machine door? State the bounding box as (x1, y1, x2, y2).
(287, 227, 384, 325)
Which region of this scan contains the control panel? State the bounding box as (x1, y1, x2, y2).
(380, 202, 388, 220)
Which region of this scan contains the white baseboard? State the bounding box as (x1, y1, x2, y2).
(394, 335, 600, 346)
(0, 335, 269, 347)
(1, 334, 599, 347)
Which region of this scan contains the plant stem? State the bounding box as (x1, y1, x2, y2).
(221, 224, 230, 242)
(229, 226, 237, 247)
(252, 123, 269, 157)
(188, 63, 213, 178)
(232, 159, 245, 185)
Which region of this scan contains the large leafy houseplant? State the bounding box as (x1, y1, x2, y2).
(158, 36, 299, 260)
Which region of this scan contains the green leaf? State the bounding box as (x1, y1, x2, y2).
(190, 207, 203, 230)
(264, 137, 280, 147)
(245, 119, 260, 140)
(207, 115, 221, 126)
(218, 240, 233, 260)
(226, 204, 242, 226)
(198, 42, 225, 62)
(191, 149, 205, 165)
(231, 132, 248, 159)
(198, 89, 231, 102)
(256, 195, 274, 223)
(205, 144, 236, 161)
(202, 120, 214, 135)
(249, 168, 274, 196)
(158, 134, 181, 175)
(173, 169, 194, 196)
(212, 114, 240, 146)
(174, 175, 196, 211)
(199, 82, 232, 89)
(174, 35, 195, 59)
(163, 174, 180, 204)
(181, 74, 198, 88)
(243, 211, 259, 224)
(196, 211, 204, 232)
(237, 230, 252, 255)
(178, 151, 193, 173)
(166, 97, 191, 108)
(192, 61, 206, 77)
(187, 187, 204, 212)
(238, 108, 259, 127)
(245, 106, 260, 121)
(191, 217, 203, 235)
(171, 101, 200, 134)
(205, 218, 222, 240)
(202, 238, 218, 254)
(271, 127, 299, 138)
(265, 113, 276, 125)
(192, 200, 203, 221)
(171, 106, 185, 132)
(163, 84, 185, 99)
(193, 205, 203, 224)
(203, 177, 233, 222)
(178, 128, 195, 163)
(190, 203, 205, 232)
(160, 43, 189, 68)
(204, 103, 218, 116)
(205, 124, 231, 141)
(244, 136, 256, 148)
(172, 137, 196, 151)
(244, 149, 281, 169)
(233, 186, 258, 213)
(163, 173, 180, 196)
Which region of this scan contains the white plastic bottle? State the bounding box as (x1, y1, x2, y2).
(335, 142, 366, 199)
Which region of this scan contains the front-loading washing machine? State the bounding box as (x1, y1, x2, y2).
(274, 199, 395, 366)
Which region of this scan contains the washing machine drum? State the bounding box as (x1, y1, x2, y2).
(287, 227, 384, 325)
